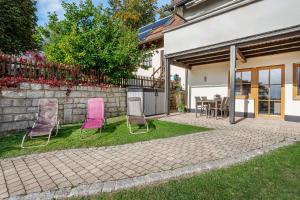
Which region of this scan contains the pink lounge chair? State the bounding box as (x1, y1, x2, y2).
(81, 98, 105, 138)
(21, 99, 59, 148)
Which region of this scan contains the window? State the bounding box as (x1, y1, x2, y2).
(142, 56, 152, 68)
(293, 64, 300, 99)
(235, 70, 252, 97)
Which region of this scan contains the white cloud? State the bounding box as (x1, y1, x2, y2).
(36, 0, 66, 25)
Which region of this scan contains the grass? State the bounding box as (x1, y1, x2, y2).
(0, 116, 209, 159)
(77, 142, 300, 200)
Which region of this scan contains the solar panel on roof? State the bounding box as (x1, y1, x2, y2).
(138, 30, 152, 41)
(138, 15, 172, 41)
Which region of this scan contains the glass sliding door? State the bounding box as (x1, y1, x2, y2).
(258, 66, 283, 117)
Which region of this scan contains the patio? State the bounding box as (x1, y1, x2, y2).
(0, 114, 299, 199)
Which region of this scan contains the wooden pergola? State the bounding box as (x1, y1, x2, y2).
(164, 26, 300, 124)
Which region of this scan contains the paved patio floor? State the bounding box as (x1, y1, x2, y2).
(1, 114, 300, 199)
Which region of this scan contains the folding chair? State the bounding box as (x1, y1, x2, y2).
(81, 98, 105, 139)
(127, 97, 149, 134)
(21, 99, 59, 148)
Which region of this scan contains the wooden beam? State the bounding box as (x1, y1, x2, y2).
(172, 48, 229, 61)
(241, 40, 300, 53)
(169, 60, 191, 69)
(244, 45, 300, 57)
(179, 53, 229, 63)
(236, 48, 246, 63)
(188, 58, 230, 66)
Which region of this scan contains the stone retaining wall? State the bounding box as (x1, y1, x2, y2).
(0, 83, 127, 135)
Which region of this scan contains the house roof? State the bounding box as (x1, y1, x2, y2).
(138, 15, 184, 44)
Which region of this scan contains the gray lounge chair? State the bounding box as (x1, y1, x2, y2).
(21, 99, 60, 148)
(126, 97, 149, 134)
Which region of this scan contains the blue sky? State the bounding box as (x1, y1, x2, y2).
(36, 0, 170, 26)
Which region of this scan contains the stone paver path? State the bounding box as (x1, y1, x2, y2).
(1, 114, 300, 199)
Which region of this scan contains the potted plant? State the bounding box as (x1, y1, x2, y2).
(177, 102, 186, 113)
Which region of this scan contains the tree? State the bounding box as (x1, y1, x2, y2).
(108, 0, 157, 29)
(158, 3, 173, 19)
(40, 0, 146, 80)
(0, 0, 38, 54)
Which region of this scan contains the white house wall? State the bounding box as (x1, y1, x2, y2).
(136, 47, 186, 88)
(188, 51, 300, 119)
(165, 0, 300, 54)
(189, 62, 229, 109)
(136, 47, 164, 78)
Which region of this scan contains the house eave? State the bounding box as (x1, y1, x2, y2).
(163, 0, 260, 34)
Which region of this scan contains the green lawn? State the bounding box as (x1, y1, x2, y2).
(77, 142, 300, 200)
(0, 116, 209, 159)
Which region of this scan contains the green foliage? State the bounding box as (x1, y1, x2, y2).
(108, 0, 158, 29)
(0, 0, 38, 54)
(40, 0, 146, 79)
(158, 3, 173, 19)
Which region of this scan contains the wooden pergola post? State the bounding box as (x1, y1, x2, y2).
(229, 45, 237, 124)
(164, 58, 170, 115)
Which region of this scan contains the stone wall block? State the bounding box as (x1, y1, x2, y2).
(0, 99, 12, 107)
(1, 115, 13, 122)
(45, 91, 55, 98)
(107, 98, 116, 103)
(14, 121, 29, 129)
(12, 99, 30, 107)
(66, 98, 73, 104)
(69, 91, 83, 98)
(72, 115, 85, 123)
(1, 90, 26, 98)
(3, 107, 27, 114)
(27, 107, 38, 113)
(0, 123, 12, 132)
(19, 82, 31, 90)
(108, 107, 117, 112)
(32, 99, 39, 107)
(106, 93, 114, 98)
(63, 109, 73, 124)
(106, 102, 117, 108)
(14, 114, 35, 121)
(76, 104, 86, 109)
(64, 104, 74, 109)
(79, 98, 88, 104)
(73, 109, 85, 115)
(115, 98, 120, 107)
(54, 91, 66, 98)
(27, 91, 44, 98)
(30, 83, 43, 90)
(120, 101, 126, 107)
(58, 98, 66, 105)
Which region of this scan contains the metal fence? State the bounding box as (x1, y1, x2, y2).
(0, 54, 166, 89)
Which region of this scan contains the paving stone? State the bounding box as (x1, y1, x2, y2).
(2, 114, 300, 199)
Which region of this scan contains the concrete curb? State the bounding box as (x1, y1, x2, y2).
(7, 137, 298, 200)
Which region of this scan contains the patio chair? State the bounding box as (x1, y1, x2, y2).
(21, 99, 59, 148)
(195, 96, 208, 117)
(210, 97, 230, 119)
(214, 94, 222, 100)
(81, 98, 105, 139)
(127, 97, 149, 134)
